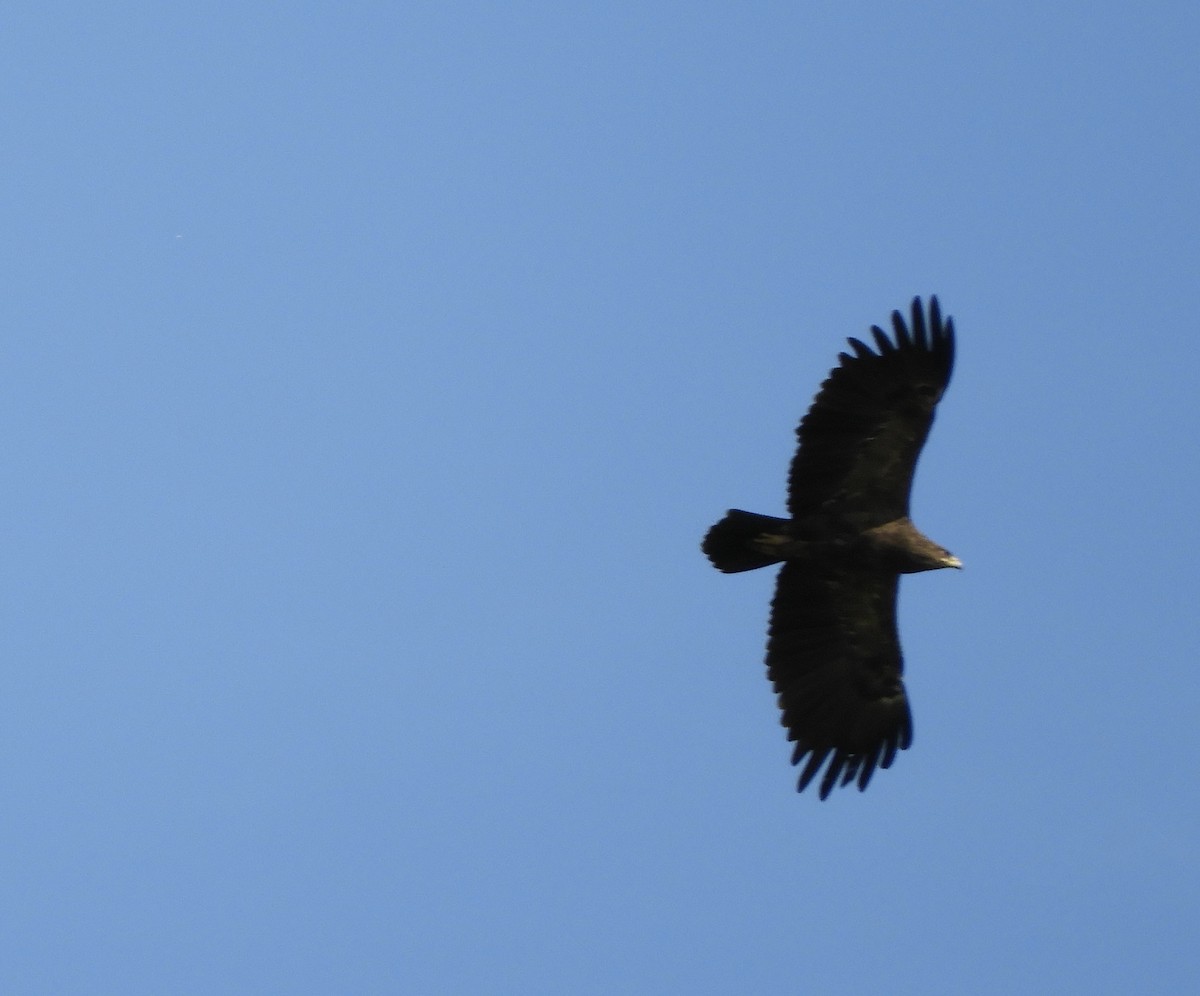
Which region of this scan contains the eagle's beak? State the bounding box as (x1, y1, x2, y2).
(943, 555, 963, 569)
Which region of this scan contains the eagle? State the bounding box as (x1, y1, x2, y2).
(702, 296, 959, 799)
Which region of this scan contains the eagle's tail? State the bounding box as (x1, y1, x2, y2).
(702, 509, 791, 573)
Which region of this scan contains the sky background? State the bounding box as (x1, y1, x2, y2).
(2, 3, 1198, 993)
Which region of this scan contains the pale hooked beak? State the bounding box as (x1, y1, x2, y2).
(943, 555, 963, 569)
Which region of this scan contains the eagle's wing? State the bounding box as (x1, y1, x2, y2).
(787, 296, 954, 520)
(767, 561, 912, 799)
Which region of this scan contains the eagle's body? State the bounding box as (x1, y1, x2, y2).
(702, 297, 958, 799)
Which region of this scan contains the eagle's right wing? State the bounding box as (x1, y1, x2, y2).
(786, 296, 955, 522)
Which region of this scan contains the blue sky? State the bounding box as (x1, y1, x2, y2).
(3, 3, 1198, 992)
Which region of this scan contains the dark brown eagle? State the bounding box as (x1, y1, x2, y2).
(702, 296, 959, 799)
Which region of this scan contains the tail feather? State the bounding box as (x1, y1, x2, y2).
(702, 509, 791, 573)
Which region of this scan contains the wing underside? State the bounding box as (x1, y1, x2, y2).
(766, 562, 913, 798)
(787, 296, 954, 521)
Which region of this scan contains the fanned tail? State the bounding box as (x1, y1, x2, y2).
(701, 509, 791, 573)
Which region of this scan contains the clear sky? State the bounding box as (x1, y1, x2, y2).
(3, 3, 1198, 993)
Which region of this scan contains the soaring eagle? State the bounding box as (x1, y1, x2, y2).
(702, 297, 959, 799)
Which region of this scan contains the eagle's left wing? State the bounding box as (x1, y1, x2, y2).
(766, 561, 913, 798)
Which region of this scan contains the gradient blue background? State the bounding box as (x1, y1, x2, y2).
(3, 3, 1197, 993)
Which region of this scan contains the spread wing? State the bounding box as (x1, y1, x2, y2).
(766, 561, 912, 799)
(787, 296, 954, 520)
